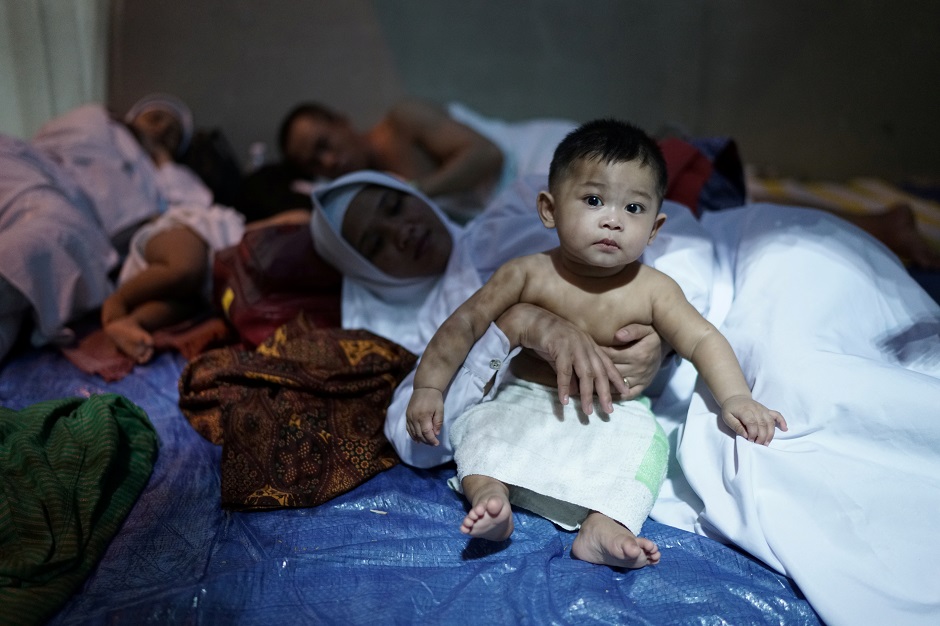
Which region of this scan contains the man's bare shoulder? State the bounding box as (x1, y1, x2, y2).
(385, 99, 448, 130)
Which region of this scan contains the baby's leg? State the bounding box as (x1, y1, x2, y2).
(572, 511, 660, 569)
(459, 474, 514, 541)
(104, 226, 209, 363)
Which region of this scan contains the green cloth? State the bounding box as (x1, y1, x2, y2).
(0, 394, 158, 626)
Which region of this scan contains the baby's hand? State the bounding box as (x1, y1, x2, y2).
(720, 395, 788, 446)
(406, 388, 445, 446)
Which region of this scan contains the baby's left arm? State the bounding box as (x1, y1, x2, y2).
(719, 395, 788, 446)
(650, 272, 787, 445)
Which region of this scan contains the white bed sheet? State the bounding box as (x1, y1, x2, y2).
(651, 204, 940, 626)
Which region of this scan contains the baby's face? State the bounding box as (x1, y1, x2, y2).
(545, 158, 665, 274)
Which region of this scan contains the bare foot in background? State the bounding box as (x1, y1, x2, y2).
(849, 203, 940, 270)
(572, 511, 660, 569)
(105, 317, 155, 363)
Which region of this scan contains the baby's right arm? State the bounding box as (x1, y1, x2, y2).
(407, 260, 529, 444)
(406, 387, 445, 446)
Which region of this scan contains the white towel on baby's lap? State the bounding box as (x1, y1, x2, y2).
(450, 378, 668, 534)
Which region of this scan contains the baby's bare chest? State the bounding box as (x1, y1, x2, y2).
(525, 281, 651, 346)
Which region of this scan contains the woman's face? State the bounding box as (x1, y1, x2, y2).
(130, 108, 183, 158)
(285, 114, 369, 180)
(341, 185, 453, 278)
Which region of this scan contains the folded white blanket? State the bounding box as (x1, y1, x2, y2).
(451, 379, 667, 535)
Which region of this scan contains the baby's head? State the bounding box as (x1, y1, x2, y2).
(548, 119, 667, 208)
(538, 119, 668, 271)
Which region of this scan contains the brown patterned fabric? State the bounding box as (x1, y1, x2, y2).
(178, 312, 416, 510)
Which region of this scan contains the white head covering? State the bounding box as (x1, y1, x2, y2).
(124, 93, 195, 156)
(310, 171, 463, 304)
(310, 170, 475, 353)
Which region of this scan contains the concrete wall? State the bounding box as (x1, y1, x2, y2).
(108, 0, 939, 180)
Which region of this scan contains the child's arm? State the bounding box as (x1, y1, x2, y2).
(407, 260, 528, 446)
(652, 275, 788, 445)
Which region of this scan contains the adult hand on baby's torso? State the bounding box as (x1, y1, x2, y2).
(603, 324, 664, 398)
(498, 303, 650, 415)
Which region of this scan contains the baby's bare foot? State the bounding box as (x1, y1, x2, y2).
(461, 494, 513, 540)
(105, 317, 155, 364)
(571, 511, 660, 569)
(460, 475, 514, 541)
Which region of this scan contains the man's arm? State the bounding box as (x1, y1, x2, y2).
(389, 99, 503, 198)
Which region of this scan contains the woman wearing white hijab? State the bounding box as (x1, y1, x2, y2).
(310, 170, 715, 468)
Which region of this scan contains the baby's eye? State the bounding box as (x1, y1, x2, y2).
(625, 203, 644, 214)
(585, 195, 602, 207)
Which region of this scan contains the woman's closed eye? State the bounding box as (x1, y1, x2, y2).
(386, 193, 405, 217)
(362, 232, 384, 260)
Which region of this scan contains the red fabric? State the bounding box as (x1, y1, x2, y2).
(213, 222, 342, 347)
(658, 137, 714, 216)
(60, 315, 235, 382)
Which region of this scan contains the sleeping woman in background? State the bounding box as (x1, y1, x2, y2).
(0, 93, 216, 363)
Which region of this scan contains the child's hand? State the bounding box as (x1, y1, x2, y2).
(720, 395, 788, 446)
(406, 388, 445, 446)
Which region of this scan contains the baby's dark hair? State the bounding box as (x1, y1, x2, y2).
(278, 102, 343, 156)
(548, 119, 668, 201)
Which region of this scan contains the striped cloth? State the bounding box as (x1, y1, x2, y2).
(0, 394, 158, 626)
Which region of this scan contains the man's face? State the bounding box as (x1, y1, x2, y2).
(285, 115, 369, 179)
(341, 185, 453, 278)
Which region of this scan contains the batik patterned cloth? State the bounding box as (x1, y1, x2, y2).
(178, 313, 416, 510)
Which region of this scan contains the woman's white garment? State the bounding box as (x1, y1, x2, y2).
(312, 167, 940, 623)
(118, 204, 246, 299)
(0, 135, 118, 351)
(450, 379, 668, 534)
(653, 205, 940, 626)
